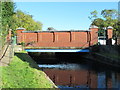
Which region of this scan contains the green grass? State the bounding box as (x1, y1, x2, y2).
(0, 52, 56, 88)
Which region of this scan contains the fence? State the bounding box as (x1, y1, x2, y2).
(0, 29, 14, 64)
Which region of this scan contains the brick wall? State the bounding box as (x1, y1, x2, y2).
(23, 31, 89, 47)
(24, 33, 37, 43)
(89, 26, 98, 46)
(16, 28, 25, 43)
(107, 27, 113, 39)
(107, 26, 113, 45)
(16, 26, 100, 48)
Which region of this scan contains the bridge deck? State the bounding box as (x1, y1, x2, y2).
(25, 49, 90, 52)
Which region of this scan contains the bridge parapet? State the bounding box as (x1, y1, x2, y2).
(16, 26, 100, 48)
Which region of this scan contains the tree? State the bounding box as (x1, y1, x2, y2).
(0, 1, 43, 48)
(1, 1, 43, 35)
(101, 9, 118, 20)
(12, 10, 42, 35)
(89, 9, 119, 37)
(91, 18, 105, 36)
(0, 1, 15, 46)
(0, 1, 2, 34)
(2, 1, 15, 33)
(88, 10, 98, 22)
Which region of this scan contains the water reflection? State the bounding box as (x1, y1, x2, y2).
(28, 52, 120, 88)
(39, 63, 120, 88)
(38, 64, 90, 70)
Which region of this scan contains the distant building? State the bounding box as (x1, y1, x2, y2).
(47, 27, 56, 31)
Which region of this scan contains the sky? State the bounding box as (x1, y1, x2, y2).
(15, 2, 118, 31)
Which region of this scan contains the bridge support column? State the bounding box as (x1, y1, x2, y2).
(89, 25, 99, 46)
(107, 26, 113, 45)
(16, 28, 26, 44)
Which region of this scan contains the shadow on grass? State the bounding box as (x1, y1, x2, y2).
(15, 52, 40, 70)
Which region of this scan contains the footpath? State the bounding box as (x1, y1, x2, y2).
(0, 45, 13, 66)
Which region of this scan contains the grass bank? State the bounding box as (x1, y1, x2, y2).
(99, 52, 120, 61)
(0, 51, 56, 88)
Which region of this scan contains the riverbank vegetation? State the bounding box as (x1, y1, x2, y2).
(12, 10, 42, 33)
(89, 9, 120, 37)
(0, 1, 15, 48)
(0, 1, 42, 48)
(0, 51, 56, 88)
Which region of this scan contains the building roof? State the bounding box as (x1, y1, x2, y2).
(16, 28, 26, 30)
(89, 25, 98, 29)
